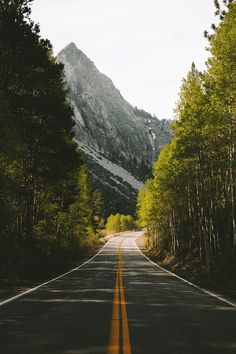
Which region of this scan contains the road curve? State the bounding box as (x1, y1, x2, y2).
(0, 231, 236, 354)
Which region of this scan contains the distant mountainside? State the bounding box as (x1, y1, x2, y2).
(57, 43, 173, 215)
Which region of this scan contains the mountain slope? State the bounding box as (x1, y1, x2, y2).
(57, 43, 172, 215)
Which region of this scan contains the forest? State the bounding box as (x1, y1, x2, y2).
(1, 0, 235, 294)
(0, 0, 106, 279)
(137, 0, 236, 289)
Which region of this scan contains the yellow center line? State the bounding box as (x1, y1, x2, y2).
(119, 257, 132, 354)
(107, 272, 120, 354)
(107, 239, 132, 354)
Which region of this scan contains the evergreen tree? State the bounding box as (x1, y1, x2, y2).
(69, 166, 94, 242)
(92, 189, 105, 230)
(0, 0, 94, 276)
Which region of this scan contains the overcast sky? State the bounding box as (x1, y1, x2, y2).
(31, 0, 217, 119)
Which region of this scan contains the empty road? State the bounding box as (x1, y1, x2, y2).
(0, 231, 236, 353)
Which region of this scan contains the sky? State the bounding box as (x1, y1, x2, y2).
(31, 0, 217, 120)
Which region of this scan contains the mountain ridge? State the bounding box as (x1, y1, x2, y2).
(57, 42, 173, 214)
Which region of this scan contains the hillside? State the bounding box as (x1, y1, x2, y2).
(57, 43, 173, 214)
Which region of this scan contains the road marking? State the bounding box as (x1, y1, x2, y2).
(107, 272, 120, 354)
(0, 239, 112, 307)
(119, 258, 132, 354)
(135, 237, 236, 309)
(107, 238, 132, 354)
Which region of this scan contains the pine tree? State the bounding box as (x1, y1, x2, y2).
(69, 166, 94, 242)
(0, 0, 83, 275)
(92, 189, 105, 230)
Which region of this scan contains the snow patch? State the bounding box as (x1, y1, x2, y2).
(148, 130, 156, 151)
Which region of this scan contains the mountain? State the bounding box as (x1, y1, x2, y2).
(57, 42, 173, 215)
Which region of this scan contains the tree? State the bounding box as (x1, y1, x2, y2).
(137, 1, 236, 283)
(0, 0, 87, 276)
(120, 214, 135, 232)
(106, 214, 121, 234)
(206, 0, 236, 251)
(105, 213, 136, 233)
(69, 166, 94, 242)
(92, 189, 105, 230)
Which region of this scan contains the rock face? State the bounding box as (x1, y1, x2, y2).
(57, 42, 172, 215)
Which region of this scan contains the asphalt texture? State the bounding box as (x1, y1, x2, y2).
(0, 231, 236, 354)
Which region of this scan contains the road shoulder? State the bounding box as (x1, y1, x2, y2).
(135, 236, 236, 309)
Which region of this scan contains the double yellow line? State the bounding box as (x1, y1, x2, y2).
(107, 239, 132, 354)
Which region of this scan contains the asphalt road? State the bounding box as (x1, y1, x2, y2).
(0, 231, 236, 354)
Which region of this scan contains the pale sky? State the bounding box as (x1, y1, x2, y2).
(31, 0, 217, 119)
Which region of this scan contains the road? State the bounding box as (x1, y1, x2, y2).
(0, 231, 236, 354)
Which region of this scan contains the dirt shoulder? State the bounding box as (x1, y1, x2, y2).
(136, 238, 236, 304)
(0, 233, 122, 304)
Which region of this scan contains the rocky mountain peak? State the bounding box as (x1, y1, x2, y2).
(57, 43, 173, 214)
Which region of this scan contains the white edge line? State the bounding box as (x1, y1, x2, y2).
(0, 239, 111, 307)
(135, 238, 236, 309)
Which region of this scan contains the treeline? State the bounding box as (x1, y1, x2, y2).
(105, 214, 136, 234)
(137, 0, 236, 284)
(0, 0, 104, 278)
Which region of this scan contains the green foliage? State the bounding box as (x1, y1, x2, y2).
(137, 179, 156, 228)
(137, 2, 236, 282)
(69, 166, 93, 240)
(92, 189, 105, 230)
(105, 213, 136, 234)
(106, 214, 121, 233)
(0, 1, 105, 277)
(120, 214, 136, 232)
